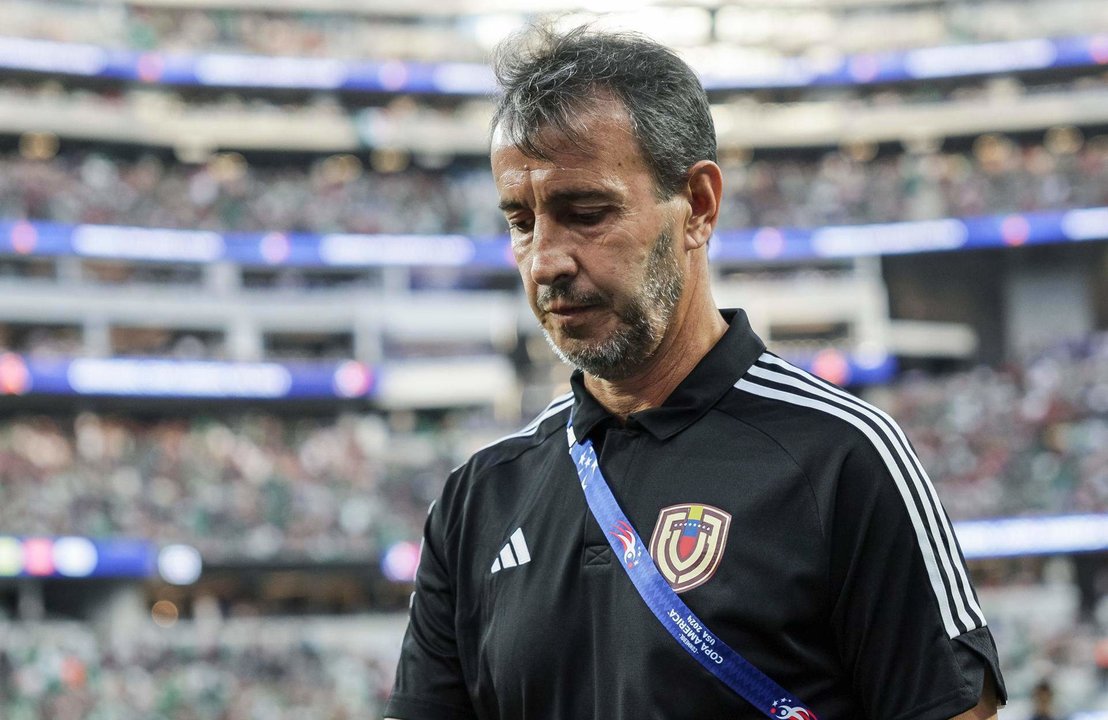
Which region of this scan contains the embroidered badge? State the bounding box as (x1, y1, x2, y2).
(648, 503, 731, 593)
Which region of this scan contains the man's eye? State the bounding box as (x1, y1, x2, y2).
(507, 217, 533, 233)
(570, 209, 607, 225)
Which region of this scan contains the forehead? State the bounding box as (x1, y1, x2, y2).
(490, 102, 654, 197)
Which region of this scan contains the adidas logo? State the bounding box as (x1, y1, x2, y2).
(490, 528, 531, 574)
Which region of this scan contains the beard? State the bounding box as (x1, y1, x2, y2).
(538, 227, 684, 381)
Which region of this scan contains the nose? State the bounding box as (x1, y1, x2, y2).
(527, 216, 577, 288)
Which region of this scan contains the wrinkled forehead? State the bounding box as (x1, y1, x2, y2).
(490, 139, 624, 205)
(491, 94, 639, 165)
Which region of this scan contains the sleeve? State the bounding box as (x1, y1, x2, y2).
(829, 429, 1006, 720)
(384, 487, 478, 720)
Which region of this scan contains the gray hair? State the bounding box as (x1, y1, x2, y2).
(490, 24, 717, 198)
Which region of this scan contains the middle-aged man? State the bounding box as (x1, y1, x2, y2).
(386, 25, 1005, 720)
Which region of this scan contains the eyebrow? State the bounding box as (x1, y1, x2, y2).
(498, 189, 619, 213)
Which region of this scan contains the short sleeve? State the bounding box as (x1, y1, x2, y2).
(829, 430, 1006, 720)
(385, 494, 478, 720)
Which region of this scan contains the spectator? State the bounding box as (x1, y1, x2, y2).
(1030, 679, 1057, 720)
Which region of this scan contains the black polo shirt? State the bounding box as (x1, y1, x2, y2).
(386, 309, 1006, 720)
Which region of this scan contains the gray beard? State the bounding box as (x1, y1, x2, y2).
(540, 229, 684, 381)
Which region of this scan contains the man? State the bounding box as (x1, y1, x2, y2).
(1029, 680, 1056, 720)
(386, 25, 1005, 720)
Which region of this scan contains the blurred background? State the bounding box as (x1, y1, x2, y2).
(0, 0, 1105, 718)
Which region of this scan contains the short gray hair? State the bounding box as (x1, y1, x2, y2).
(491, 24, 717, 198)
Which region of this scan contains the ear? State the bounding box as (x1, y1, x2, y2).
(681, 160, 723, 251)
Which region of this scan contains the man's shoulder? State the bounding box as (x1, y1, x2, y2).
(718, 351, 894, 454)
(456, 391, 574, 477)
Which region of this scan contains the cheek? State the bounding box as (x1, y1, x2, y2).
(511, 246, 533, 285)
(509, 240, 527, 269)
(517, 272, 541, 308)
(586, 250, 646, 299)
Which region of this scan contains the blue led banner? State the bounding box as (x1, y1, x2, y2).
(0, 514, 1101, 583)
(3, 207, 1106, 269)
(710, 206, 1108, 262)
(954, 515, 1108, 559)
(0, 355, 375, 399)
(0, 34, 1104, 92)
(0, 221, 510, 268)
(0, 351, 886, 397)
(0, 36, 497, 93)
(0, 535, 156, 579)
(701, 35, 1108, 89)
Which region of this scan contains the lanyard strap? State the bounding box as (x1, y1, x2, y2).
(567, 419, 818, 720)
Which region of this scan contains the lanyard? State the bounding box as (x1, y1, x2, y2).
(567, 418, 818, 720)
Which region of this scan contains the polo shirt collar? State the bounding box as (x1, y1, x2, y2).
(569, 308, 766, 441)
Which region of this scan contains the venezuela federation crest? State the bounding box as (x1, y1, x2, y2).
(648, 503, 731, 593)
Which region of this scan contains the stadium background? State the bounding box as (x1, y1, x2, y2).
(0, 0, 1106, 717)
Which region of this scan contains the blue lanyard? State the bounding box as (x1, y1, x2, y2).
(567, 418, 819, 720)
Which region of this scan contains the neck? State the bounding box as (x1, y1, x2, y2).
(584, 293, 727, 421)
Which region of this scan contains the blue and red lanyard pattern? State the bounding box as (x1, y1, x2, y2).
(567, 418, 818, 720)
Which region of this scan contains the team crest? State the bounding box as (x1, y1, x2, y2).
(648, 503, 731, 593)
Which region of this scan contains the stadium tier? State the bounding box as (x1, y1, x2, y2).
(0, 411, 447, 562)
(1, 135, 1107, 233)
(5, 0, 1107, 57)
(0, 336, 1104, 562)
(2, 0, 1107, 81)
(0, 616, 405, 719)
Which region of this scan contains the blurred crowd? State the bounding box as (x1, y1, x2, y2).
(0, 619, 397, 720)
(0, 324, 83, 359)
(4, 2, 488, 62)
(0, 411, 462, 561)
(0, 150, 504, 237)
(969, 556, 1108, 718)
(3, 132, 1107, 237)
(4, 0, 1106, 60)
(0, 324, 227, 361)
(0, 334, 1104, 562)
(873, 333, 1108, 521)
(719, 132, 1108, 230)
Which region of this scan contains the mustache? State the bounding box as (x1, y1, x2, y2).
(537, 282, 607, 312)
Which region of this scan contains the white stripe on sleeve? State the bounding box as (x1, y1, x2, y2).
(753, 355, 985, 627)
(735, 363, 984, 638)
